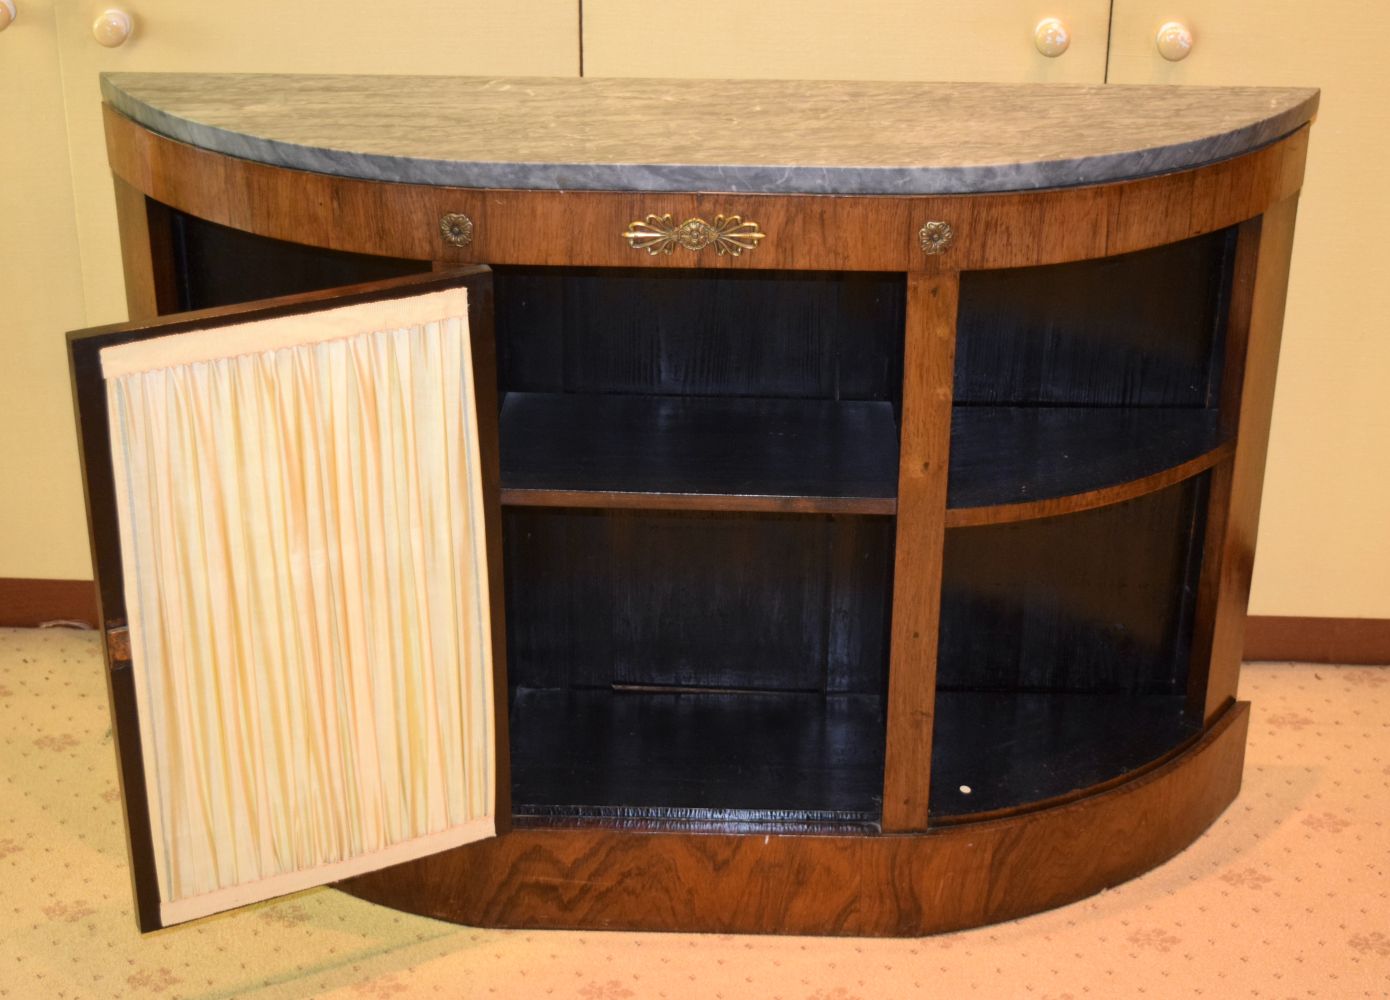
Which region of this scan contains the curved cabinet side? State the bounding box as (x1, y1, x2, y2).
(95, 85, 1298, 933)
(102, 106, 1309, 273)
(338, 701, 1249, 937)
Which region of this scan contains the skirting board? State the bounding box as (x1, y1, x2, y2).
(0, 578, 1387, 664)
(0, 579, 98, 628)
(1243, 615, 1390, 665)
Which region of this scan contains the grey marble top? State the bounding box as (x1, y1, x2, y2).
(102, 73, 1318, 196)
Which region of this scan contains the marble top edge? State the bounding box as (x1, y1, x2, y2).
(101, 73, 1319, 197)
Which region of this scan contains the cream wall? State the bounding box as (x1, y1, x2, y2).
(582, 1, 1111, 83)
(0, 0, 89, 579)
(2, 0, 579, 582)
(4, 2, 1385, 619)
(1106, 1, 1390, 618)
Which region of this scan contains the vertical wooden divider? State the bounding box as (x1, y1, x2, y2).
(1190, 196, 1301, 724)
(1186, 217, 1259, 715)
(461, 269, 513, 831)
(112, 177, 180, 321)
(881, 271, 957, 832)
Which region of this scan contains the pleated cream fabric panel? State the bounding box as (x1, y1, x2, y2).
(101, 288, 495, 926)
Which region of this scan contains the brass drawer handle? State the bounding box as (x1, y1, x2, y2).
(623, 214, 765, 256)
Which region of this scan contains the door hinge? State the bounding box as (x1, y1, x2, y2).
(106, 625, 132, 669)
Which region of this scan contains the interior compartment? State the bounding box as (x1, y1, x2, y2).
(955, 228, 1236, 408)
(494, 267, 904, 825)
(492, 266, 906, 511)
(949, 229, 1237, 514)
(947, 405, 1223, 511)
(504, 507, 892, 825)
(931, 476, 1209, 818)
(163, 205, 1234, 829)
(493, 266, 905, 401)
(167, 208, 430, 310)
(499, 391, 900, 512)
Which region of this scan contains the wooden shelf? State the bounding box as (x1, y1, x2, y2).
(929, 691, 1200, 820)
(946, 406, 1229, 526)
(499, 392, 899, 514)
(509, 687, 884, 825)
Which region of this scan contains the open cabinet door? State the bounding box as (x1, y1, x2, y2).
(68, 268, 507, 930)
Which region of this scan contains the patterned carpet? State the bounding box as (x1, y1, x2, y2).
(1, 626, 1386, 999)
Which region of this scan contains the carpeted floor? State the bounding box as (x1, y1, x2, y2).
(1, 626, 1386, 999)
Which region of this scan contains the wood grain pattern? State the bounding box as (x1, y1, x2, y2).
(340, 701, 1249, 935)
(881, 273, 956, 832)
(1199, 198, 1302, 723)
(1186, 218, 1263, 715)
(111, 177, 179, 322)
(104, 107, 1310, 273)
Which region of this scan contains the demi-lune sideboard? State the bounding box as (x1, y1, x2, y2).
(68, 74, 1318, 935)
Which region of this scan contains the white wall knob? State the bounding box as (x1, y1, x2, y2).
(1034, 17, 1071, 58)
(92, 8, 133, 47)
(1156, 20, 1193, 61)
(0, 1, 17, 33)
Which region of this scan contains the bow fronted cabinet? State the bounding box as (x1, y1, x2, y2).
(70, 75, 1316, 935)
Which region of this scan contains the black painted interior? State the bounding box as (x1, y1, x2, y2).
(168, 205, 1238, 827)
(936, 228, 1236, 816)
(169, 210, 429, 311)
(954, 228, 1236, 408)
(490, 267, 904, 823)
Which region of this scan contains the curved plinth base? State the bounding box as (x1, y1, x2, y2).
(339, 701, 1248, 936)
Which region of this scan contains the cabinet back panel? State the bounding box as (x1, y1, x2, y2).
(169, 207, 430, 311)
(493, 268, 906, 403)
(504, 508, 893, 695)
(955, 228, 1235, 407)
(509, 688, 883, 819)
(937, 476, 1208, 694)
